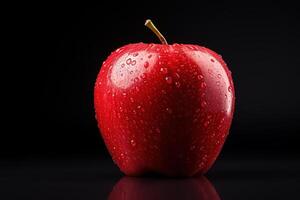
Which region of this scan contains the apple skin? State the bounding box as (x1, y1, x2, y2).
(108, 176, 220, 200)
(94, 43, 234, 176)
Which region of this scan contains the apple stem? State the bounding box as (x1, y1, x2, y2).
(145, 19, 168, 45)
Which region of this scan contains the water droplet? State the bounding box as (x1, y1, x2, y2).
(210, 58, 215, 62)
(165, 76, 173, 84)
(208, 69, 213, 75)
(137, 105, 141, 109)
(133, 52, 138, 57)
(126, 58, 132, 65)
(225, 94, 228, 99)
(160, 67, 168, 74)
(155, 128, 161, 133)
(198, 162, 205, 168)
(148, 54, 152, 58)
(216, 81, 220, 86)
(122, 92, 126, 96)
(217, 74, 222, 79)
(197, 75, 203, 80)
(228, 86, 232, 92)
(130, 139, 136, 146)
(144, 61, 149, 68)
(204, 120, 210, 127)
(175, 72, 180, 79)
(130, 97, 134, 102)
(141, 73, 146, 79)
(136, 87, 140, 92)
(166, 107, 172, 114)
(130, 71, 133, 74)
(201, 101, 207, 108)
(200, 82, 206, 88)
(131, 60, 136, 65)
(175, 82, 181, 88)
(134, 77, 139, 82)
(220, 117, 225, 123)
(121, 63, 125, 68)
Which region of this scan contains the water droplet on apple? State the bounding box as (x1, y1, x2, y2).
(216, 81, 220, 86)
(166, 107, 172, 114)
(130, 71, 133, 74)
(134, 77, 139, 82)
(130, 139, 136, 147)
(217, 74, 222, 78)
(130, 97, 134, 102)
(228, 86, 232, 92)
(165, 76, 172, 84)
(190, 145, 196, 151)
(133, 52, 138, 57)
(204, 120, 210, 127)
(200, 82, 206, 88)
(210, 58, 215, 62)
(122, 92, 126, 96)
(201, 101, 207, 108)
(197, 75, 203, 80)
(155, 128, 161, 133)
(148, 54, 152, 58)
(137, 105, 141, 109)
(160, 67, 168, 74)
(131, 60, 136, 65)
(225, 94, 228, 99)
(198, 162, 205, 168)
(126, 58, 132, 65)
(141, 73, 146, 79)
(121, 63, 125, 68)
(144, 61, 149, 68)
(175, 81, 181, 88)
(208, 69, 213, 75)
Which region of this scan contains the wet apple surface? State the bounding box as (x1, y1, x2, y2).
(94, 21, 234, 177)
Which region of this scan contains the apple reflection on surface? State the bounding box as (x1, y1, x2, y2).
(108, 176, 220, 200)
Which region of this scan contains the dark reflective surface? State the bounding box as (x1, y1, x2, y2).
(1, 156, 300, 199)
(109, 176, 219, 200)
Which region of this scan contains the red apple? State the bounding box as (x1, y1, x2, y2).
(108, 176, 220, 200)
(94, 20, 235, 176)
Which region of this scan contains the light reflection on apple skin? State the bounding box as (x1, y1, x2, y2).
(108, 176, 220, 200)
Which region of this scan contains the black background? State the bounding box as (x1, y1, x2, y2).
(2, 0, 300, 199)
(4, 0, 300, 158)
